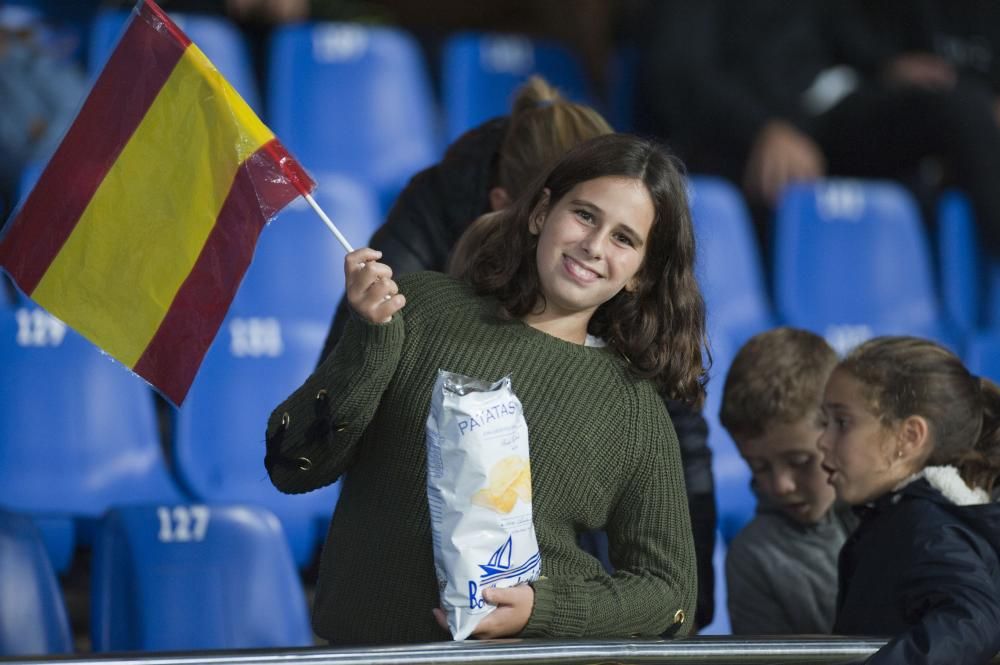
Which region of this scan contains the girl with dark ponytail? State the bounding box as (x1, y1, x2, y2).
(817, 336, 1000, 664)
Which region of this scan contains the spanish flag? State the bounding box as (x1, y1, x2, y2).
(0, 0, 313, 406)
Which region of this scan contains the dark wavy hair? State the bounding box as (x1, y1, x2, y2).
(841, 336, 1000, 493)
(460, 133, 709, 407)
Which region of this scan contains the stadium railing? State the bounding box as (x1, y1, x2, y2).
(6, 637, 999, 665)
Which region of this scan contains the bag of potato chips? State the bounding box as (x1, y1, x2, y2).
(426, 370, 541, 640)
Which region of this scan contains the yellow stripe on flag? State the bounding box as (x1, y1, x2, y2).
(32, 44, 275, 367)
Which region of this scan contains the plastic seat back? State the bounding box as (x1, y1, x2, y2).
(0, 307, 184, 569)
(696, 529, 733, 635)
(89, 8, 260, 110)
(90, 503, 312, 652)
(702, 330, 755, 545)
(2, 1, 94, 63)
(689, 176, 776, 348)
(441, 31, 596, 142)
(234, 174, 380, 320)
(0, 509, 72, 656)
(172, 316, 338, 567)
(268, 22, 439, 213)
(966, 330, 1000, 385)
(937, 190, 980, 335)
(607, 45, 637, 132)
(774, 179, 953, 354)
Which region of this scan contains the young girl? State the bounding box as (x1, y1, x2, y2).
(265, 134, 707, 644)
(818, 336, 1000, 664)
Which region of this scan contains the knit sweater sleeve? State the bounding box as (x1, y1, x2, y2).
(264, 313, 405, 494)
(523, 400, 697, 638)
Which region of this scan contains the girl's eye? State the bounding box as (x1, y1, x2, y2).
(835, 418, 848, 431)
(613, 232, 634, 247)
(575, 209, 595, 224)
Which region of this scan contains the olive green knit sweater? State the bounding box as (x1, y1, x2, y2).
(266, 272, 695, 644)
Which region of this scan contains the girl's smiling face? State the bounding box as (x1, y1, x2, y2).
(528, 176, 654, 333)
(817, 367, 910, 505)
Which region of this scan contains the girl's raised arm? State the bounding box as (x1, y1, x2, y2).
(265, 248, 408, 494)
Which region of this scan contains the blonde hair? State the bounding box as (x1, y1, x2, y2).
(495, 75, 612, 199)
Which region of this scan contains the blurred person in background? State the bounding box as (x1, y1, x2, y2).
(0, 5, 87, 225)
(636, 0, 1000, 255)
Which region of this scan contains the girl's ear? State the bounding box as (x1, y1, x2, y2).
(897, 415, 931, 462)
(528, 189, 551, 236)
(488, 186, 512, 212)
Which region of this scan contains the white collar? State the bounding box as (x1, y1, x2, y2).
(895, 465, 991, 506)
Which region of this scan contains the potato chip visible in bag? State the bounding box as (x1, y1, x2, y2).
(425, 370, 541, 640)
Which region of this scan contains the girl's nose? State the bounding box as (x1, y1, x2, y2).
(580, 229, 605, 258)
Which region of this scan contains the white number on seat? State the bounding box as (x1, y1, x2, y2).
(15, 308, 67, 347)
(156, 505, 211, 542)
(229, 317, 283, 357)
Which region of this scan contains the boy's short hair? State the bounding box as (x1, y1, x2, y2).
(720, 327, 838, 440)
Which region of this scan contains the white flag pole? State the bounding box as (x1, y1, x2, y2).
(304, 192, 354, 253)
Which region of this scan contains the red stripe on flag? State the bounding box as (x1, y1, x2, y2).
(142, 0, 192, 48)
(0, 3, 186, 292)
(132, 140, 306, 405)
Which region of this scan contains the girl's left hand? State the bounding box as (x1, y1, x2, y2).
(432, 585, 534, 639)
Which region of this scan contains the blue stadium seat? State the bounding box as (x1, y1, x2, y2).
(90, 504, 312, 652)
(441, 31, 597, 142)
(774, 179, 954, 354)
(988, 263, 1000, 330)
(0, 307, 186, 571)
(268, 23, 439, 215)
(965, 330, 1000, 385)
(234, 174, 380, 320)
(172, 316, 339, 567)
(0, 509, 72, 656)
(702, 330, 755, 546)
(4, 0, 95, 65)
(689, 176, 776, 349)
(696, 529, 732, 636)
(937, 190, 980, 335)
(607, 45, 637, 132)
(88, 8, 260, 111)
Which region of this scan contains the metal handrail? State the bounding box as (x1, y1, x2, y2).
(8, 637, 1000, 665)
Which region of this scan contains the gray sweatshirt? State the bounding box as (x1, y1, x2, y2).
(725, 497, 856, 634)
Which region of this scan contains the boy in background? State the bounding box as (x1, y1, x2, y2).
(719, 327, 854, 634)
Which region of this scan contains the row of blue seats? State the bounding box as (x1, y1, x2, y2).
(19, 7, 603, 218)
(6, 175, 1000, 571)
(689, 177, 1000, 551)
(0, 504, 312, 656)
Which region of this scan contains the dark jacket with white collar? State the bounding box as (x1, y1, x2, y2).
(835, 467, 1000, 665)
